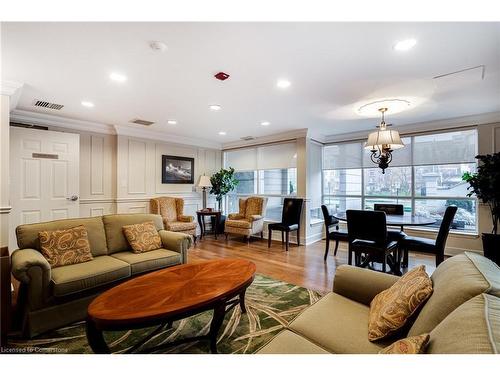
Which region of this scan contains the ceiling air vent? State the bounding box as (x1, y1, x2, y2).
(34, 100, 64, 110)
(240, 136, 255, 141)
(130, 118, 155, 126)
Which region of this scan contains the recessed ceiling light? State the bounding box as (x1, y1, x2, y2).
(218, 131, 227, 136)
(209, 104, 222, 111)
(393, 38, 417, 52)
(260, 121, 271, 126)
(81, 101, 94, 108)
(149, 41, 168, 52)
(110, 72, 127, 82)
(276, 79, 291, 89)
(167, 120, 177, 125)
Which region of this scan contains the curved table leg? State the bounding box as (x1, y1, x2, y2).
(209, 303, 227, 354)
(86, 319, 110, 354)
(197, 214, 204, 239)
(239, 290, 247, 313)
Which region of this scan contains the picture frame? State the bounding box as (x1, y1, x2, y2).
(161, 155, 195, 184)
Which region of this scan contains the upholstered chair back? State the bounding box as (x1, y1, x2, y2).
(244, 197, 267, 219)
(150, 197, 180, 222)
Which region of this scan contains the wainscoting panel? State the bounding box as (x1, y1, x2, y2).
(128, 139, 147, 194)
(90, 136, 104, 195)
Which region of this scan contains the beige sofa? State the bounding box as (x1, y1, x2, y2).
(258, 252, 500, 354)
(11, 214, 192, 338)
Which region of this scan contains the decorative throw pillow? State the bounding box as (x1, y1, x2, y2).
(379, 334, 430, 354)
(122, 221, 162, 253)
(39, 225, 93, 268)
(368, 265, 433, 341)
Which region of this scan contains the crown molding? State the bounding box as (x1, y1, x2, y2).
(10, 109, 117, 135)
(114, 124, 222, 150)
(222, 128, 309, 150)
(323, 111, 500, 143)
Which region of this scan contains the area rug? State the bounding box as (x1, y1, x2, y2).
(7, 274, 323, 354)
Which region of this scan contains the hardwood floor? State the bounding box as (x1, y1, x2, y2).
(188, 235, 437, 293)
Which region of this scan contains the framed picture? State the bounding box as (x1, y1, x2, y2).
(161, 155, 195, 184)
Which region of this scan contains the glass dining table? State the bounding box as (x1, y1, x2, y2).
(332, 211, 437, 274)
(332, 212, 437, 231)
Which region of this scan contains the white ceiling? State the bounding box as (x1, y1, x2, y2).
(2, 22, 500, 144)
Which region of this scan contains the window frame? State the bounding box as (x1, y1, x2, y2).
(322, 128, 479, 234)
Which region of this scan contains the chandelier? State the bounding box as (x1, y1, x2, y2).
(364, 107, 405, 173)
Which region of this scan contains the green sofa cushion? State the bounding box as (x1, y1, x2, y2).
(409, 252, 500, 336)
(111, 249, 181, 275)
(16, 216, 108, 257)
(427, 294, 500, 354)
(289, 292, 392, 353)
(51, 255, 130, 297)
(258, 329, 330, 354)
(102, 214, 164, 254)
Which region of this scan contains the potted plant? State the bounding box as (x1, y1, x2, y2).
(462, 152, 500, 264)
(209, 167, 239, 233)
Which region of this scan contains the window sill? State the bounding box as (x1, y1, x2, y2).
(310, 219, 324, 227)
(403, 226, 479, 239)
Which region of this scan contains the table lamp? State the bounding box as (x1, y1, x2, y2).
(197, 174, 212, 209)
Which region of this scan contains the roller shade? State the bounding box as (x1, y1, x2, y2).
(323, 142, 363, 169)
(413, 129, 477, 166)
(224, 148, 257, 171)
(225, 142, 297, 171)
(257, 142, 297, 169)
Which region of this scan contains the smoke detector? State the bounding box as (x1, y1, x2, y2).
(149, 41, 168, 52)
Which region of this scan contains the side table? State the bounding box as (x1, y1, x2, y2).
(196, 210, 222, 240)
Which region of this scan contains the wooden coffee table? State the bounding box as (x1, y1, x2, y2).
(86, 259, 256, 354)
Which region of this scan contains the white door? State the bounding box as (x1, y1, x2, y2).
(9, 127, 80, 249)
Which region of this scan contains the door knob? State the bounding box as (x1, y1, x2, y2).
(67, 195, 79, 201)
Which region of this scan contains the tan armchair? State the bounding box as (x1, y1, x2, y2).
(150, 197, 197, 242)
(225, 196, 268, 242)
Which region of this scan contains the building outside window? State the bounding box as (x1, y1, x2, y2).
(224, 142, 298, 221)
(322, 129, 478, 233)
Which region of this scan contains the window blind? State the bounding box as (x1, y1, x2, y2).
(225, 142, 297, 171)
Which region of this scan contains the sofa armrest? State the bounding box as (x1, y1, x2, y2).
(178, 215, 194, 223)
(11, 248, 52, 310)
(11, 248, 51, 284)
(332, 265, 400, 306)
(158, 230, 192, 263)
(250, 215, 263, 221)
(228, 213, 244, 220)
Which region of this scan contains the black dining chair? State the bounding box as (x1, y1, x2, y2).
(321, 205, 349, 261)
(399, 205, 458, 267)
(346, 210, 400, 274)
(373, 203, 407, 241)
(268, 198, 304, 251)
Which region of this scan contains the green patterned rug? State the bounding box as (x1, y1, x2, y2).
(7, 274, 323, 354)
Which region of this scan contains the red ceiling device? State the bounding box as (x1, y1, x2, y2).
(214, 72, 230, 81)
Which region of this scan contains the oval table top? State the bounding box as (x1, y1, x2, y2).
(87, 259, 256, 328)
(332, 211, 437, 227)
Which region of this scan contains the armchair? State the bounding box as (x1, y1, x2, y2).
(225, 196, 268, 242)
(150, 197, 197, 242)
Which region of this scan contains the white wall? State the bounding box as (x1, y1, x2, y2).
(115, 135, 221, 218)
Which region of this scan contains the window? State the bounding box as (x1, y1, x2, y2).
(322, 129, 478, 233)
(224, 142, 298, 221)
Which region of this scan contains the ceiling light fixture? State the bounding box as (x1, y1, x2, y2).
(364, 108, 405, 174)
(209, 104, 222, 111)
(394, 38, 417, 51)
(167, 120, 177, 125)
(260, 121, 271, 126)
(218, 131, 227, 136)
(110, 72, 127, 82)
(276, 79, 291, 89)
(81, 101, 94, 108)
(149, 41, 168, 52)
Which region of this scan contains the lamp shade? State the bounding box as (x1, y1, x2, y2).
(197, 175, 212, 188)
(364, 129, 404, 150)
